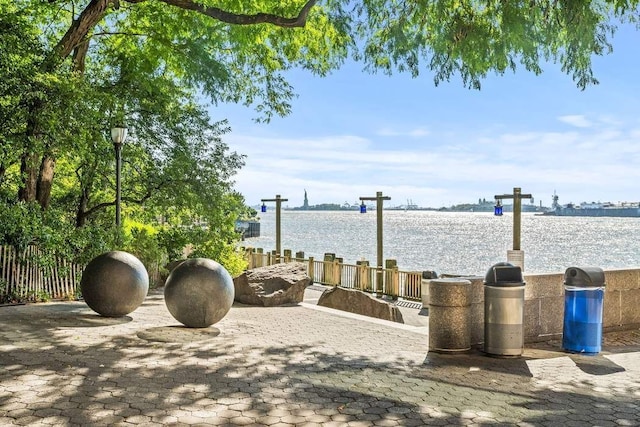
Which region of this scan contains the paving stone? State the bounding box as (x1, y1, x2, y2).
(32, 408, 61, 418)
(0, 291, 639, 426)
(228, 415, 256, 425)
(615, 419, 639, 426)
(40, 416, 70, 425)
(150, 415, 178, 424)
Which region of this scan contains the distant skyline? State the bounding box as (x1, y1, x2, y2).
(215, 22, 640, 209)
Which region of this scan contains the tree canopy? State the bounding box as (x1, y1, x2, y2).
(1, 0, 639, 275)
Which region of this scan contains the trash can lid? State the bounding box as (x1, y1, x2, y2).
(564, 267, 605, 287)
(484, 262, 524, 287)
(422, 270, 438, 279)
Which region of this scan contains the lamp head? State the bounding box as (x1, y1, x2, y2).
(111, 126, 128, 145)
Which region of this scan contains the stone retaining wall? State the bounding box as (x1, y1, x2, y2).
(437, 268, 640, 344)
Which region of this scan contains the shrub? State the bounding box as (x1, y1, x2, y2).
(189, 236, 247, 277)
(122, 221, 168, 288)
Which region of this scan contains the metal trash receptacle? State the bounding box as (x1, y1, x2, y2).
(421, 270, 438, 309)
(428, 278, 471, 353)
(562, 267, 605, 354)
(484, 262, 525, 356)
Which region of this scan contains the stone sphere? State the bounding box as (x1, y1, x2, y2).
(81, 251, 149, 317)
(164, 258, 235, 328)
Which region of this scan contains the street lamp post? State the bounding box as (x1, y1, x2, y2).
(359, 191, 391, 294)
(111, 126, 128, 228)
(494, 187, 533, 270)
(261, 194, 288, 263)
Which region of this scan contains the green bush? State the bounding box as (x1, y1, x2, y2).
(66, 224, 119, 265)
(0, 202, 119, 270)
(157, 226, 192, 261)
(157, 225, 247, 276)
(189, 235, 247, 277)
(0, 202, 247, 286)
(0, 201, 44, 253)
(122, 221, 168, 287)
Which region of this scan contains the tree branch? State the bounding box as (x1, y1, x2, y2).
(83, 200, 115, 218)
(126, 0, 318, 27)
(92, 31, 147, 37)
(46, 0, 111, 71)
(72, 40, 90, 73)
(46, 0, 318, 70)
(82, 177, 168, 219)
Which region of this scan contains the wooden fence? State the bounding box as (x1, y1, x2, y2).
(244, 248, 423, 301)
(1, 242, 424, 303)
(0, 246, 83, 301)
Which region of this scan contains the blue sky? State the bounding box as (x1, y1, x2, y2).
(216, 22, 640, 209)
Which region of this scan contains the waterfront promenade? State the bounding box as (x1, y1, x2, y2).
(1, 287, 639, 426)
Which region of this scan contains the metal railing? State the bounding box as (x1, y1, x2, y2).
(243, 248, 422, 301)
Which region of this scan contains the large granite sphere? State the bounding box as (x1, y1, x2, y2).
(81, 251, 149, 317)
(164, 258, 234, 328)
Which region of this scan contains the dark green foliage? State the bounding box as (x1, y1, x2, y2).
(1, 0, 639, 280)
(0, 202, 118, 265)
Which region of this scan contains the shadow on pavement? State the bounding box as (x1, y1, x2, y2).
(137, 326, 221, 343)
(1, 300, 639, 426)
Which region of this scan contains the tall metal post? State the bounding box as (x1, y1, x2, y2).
(114, 143, 122, 228)
(495, 187, 533, 269)
(359, 191, 391, 294)
(111, 126, 128, 229)
(513, 187, 522, 250)
(275, 196, 282, 259)
(495, 187, 532, 251)
(261, 194, 288, 263)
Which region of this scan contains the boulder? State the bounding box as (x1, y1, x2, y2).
(233, 262, 312, 306)
(317, 287, 404, 323)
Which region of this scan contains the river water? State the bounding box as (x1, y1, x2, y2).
(243, 210, 640, 275)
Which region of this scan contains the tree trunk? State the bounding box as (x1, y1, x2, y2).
(18, 96, 44, 203)
(75, 159, 99, 227)
(36, 155, 56, 209)
(76, 187, 89, 227)
(18, 152, 39, 202)
(46, 0, 111, 71)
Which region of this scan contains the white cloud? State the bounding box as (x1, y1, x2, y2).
(376, 127, 431, 137)
(229, 117, 640, 208)
(216, 23, 640, 209)
(558, 115, 592, 128)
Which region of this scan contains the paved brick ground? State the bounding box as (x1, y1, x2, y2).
(1, 289, 639, 426)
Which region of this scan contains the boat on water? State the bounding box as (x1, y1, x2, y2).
(539, 193, 640, 217)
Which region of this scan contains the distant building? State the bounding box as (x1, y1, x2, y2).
(287, 191, 359, 211)
(235, 220, 260, 238)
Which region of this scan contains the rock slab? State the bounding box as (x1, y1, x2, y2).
(317, 286, 404, 323)
(233, 262, 312, 306)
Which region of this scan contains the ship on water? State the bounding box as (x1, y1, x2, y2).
(541, 193, 640, 217)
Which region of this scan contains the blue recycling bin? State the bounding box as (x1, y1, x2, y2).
(562, 267, 605, 354)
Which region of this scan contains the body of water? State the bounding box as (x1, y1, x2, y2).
(243, 210, 640, 275)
